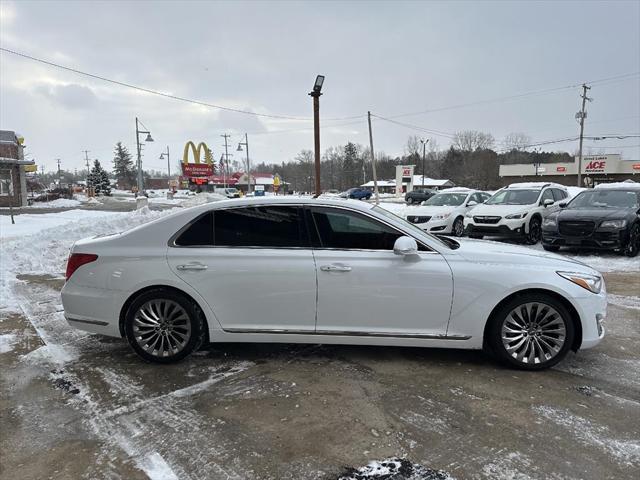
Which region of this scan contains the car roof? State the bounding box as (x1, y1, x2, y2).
(505, 182, 567, 190)
(186, 195, 377, 214)
(593, 181, 640, 191)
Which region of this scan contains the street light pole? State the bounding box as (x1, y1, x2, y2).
(237, 133, 251, 194)
(420, 138, 429, 186)
(135, 117, 154, 195)
(309, 75, 325, 197)
(159, 146, 170, 178)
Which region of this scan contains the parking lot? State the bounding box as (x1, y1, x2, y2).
(1, 262, 638, 479)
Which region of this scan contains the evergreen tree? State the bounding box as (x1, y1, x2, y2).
(112, 142, 135, 188)
(343, 142, 359, 187)
(88, 159, 111, 196)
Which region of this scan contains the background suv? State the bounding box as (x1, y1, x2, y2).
(406, 188, 491, 236)
(542, 182, 640, 257)
(464, 182, 569, 244)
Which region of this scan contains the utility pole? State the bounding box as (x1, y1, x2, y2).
(576, 84, 592, 187)
(56, 158, 62, 185)
(309, 75, 325, 197)
(221, 133, 231, 188)
(367, 111, 380, 205)
(83, 150, 91, 179)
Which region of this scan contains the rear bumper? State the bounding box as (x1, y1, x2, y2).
(61, 281, 123, 337)
(542, 228, 628, 250)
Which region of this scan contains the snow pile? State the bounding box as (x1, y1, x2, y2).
(27, 198, 83, 209)
(337, 458, 453, 480)
(0, 208, 178, 314)
(0, 333, 18, 354)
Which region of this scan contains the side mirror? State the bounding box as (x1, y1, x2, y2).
(543, 199, 554, 207)
(393, 236, 419, 256)
(467, 200, 478, 207)
(559, 202, 567, 208)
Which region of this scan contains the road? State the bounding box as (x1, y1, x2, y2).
(1, 272, 639, 480)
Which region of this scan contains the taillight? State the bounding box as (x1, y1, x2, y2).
(65, 253, 98, 280)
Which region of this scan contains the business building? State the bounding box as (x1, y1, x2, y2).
(499, 154, 639, 187)
(0, 130, 35, 207)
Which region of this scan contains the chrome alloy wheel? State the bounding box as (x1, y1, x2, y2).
(500, 302, 566, 365)
(133, 299, 192, 358)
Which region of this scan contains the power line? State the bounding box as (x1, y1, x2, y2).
(383, 72, 640, 120)
(0, 47, 365, 122)
(369, 114, 456, 139)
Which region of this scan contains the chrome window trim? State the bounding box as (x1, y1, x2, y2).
(168, 202, 438, 253)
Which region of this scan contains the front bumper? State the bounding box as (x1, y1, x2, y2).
(573, 290, 607, 350)
(414, 218, 453, 234)
(464, 220, 526, 238)
(542, 227, 628, 250)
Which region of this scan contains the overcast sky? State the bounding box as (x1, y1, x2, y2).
(1, 0, 639, 175)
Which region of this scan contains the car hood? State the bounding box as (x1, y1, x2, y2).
(468, 203, 533, 217)
(408, 205, 457, 216)
(551, 208, 632, 221)
(451, 237, 595, 272)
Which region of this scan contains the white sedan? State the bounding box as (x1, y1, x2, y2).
(62, 197, 606, 370)
(406, 188, 492, 236)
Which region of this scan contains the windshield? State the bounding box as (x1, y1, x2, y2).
(372, 206, 458, 250)
(486, 189, 540, 205)
(424, 193, 468, 206)
(569, 190, 640, 209)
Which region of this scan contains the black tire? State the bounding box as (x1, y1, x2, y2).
(124, 288, 206, 363)
(624, 223, 640, 257)
(487, 292, 575, 370)
(452, 216, 465, 237)
(469, 233, 484, 239)
(406, 197, 414, 205)
(525, 216, 542, 245)
(542, 244, 560, 252)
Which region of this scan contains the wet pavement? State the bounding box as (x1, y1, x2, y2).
(0, 272, 638, 480)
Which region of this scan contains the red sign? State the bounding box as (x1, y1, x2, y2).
(585, 160, 606, 172)
(402, 167, 411, 176)
(633, 163, 640, 171)
(556, 166, 566, 172)
(182, 163, 213, 176)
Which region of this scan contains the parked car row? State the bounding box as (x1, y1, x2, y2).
(404, 182, 640, 257)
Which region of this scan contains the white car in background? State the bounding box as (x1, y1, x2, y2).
(62, 197, 605, 370)
(464, 182, 570, 244)
(406, 188, 492, 237)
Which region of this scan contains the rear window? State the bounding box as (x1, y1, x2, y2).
(175, 212, 214, 246)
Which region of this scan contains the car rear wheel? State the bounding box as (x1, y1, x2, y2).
(124, 289, 205, 363)
(487, 293, 574, 370)
(525, 217, 542, 245)
(452, 217, 465, 237)
(624, 223, 639, 257)
(406, 198, 414, 204)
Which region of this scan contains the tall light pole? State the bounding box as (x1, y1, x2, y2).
(159, 146, 170, 178)
(309, 75, 324, 197)
(237, 133, 251, 194)
(420, 138, 429, 186)
(135, 117, 153, 195)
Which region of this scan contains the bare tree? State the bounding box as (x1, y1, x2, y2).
(503, 132, 532, 151)
(451, 130, 495, 151)
(404, 135, 422, 156)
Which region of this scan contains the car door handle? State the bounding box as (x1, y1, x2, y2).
(320, 264, 352, 272)
(176, 263, 208, 271)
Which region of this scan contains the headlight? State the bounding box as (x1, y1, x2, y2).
(542, 217, 557, 228)
(432, 213, 452, 220)
(557, 271, 602, 294)
(599, 219, 627, 229)
(505, 212, 526, 219)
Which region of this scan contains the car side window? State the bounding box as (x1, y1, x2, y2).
(541, 189, 554, 204)
(213, 206, 308, 248)
(175, 212, 214, 246)
(309, 207, 405, 250)
(552, 189, 567, 201)
(470, 193, 483, 203)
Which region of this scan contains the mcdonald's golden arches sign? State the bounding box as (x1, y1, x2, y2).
(182, 141, 214, 176)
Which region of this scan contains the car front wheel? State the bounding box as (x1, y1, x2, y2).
(452, 217, 465, 237)
(525, 217, 542, 244)
(624, 223, 639, 257)
(487, 293, 574, 370)
(124, 289, 205, 363)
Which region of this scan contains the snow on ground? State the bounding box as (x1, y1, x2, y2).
(0, 208, 179, 314)
(0, 333, 18, 353)
(338, 458, 453, 480)
(25, 198, 83, 209)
